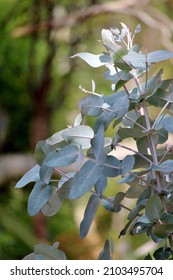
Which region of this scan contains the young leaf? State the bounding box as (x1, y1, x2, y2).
(15, 164, 40, 189)
(80, 194, 99, 239)
(145, 195, 164, 223)
(44, 145, 78, 167)
(27, 181, 52, 216)
(71, 52, 112, 68)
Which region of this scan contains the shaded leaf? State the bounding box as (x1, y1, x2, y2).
(41, 187, 63, 216)
(113, 192, 125, 212)
(98, 239, 112, 260)
(153, 247, 172, 260)
(80, 194, 99, 238)
(145, 195, 164, 223)
(152, 224, 173, 239)
(27, 181, 52, 216)
(15, 164, 40, 189)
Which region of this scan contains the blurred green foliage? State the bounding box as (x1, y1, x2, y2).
(1, 0, 173, 259)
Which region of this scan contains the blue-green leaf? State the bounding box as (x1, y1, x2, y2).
(112, 91, 129, 118)
(103, 155, 121, 177)
(67, 160, 102, 199)
(44, 145, 78, 167)
(98, 239, 113, 260)
(39, 164, 53, 184)
(162, 116, 173, 133)
(121, 155, 135, 175)
(80, 194, 99, 238)
(27, 181, 52, 216)
(147, 50, 173, 64)
(15, 164, 40, 188)
(79, 95, 104, 117)
(34, 244, 66, 260)
(94, 175, 107, 195)
(91, 124, 106, 164)
(153, 160, 173, 173)
(71, 52, 112, 68)
(41, 187, 63, 216)
(62, 125, 94, 149)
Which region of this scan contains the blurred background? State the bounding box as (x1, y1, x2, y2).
(1, 0, 173, 260)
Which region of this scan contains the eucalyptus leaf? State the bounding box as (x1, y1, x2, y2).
(15, 164, 40, 189)
(34, 244, 66, 260)
(94, 175, 107, 195)
(41, 187, 63, 216)
(71, 52, 112, 68)
(152, 224, 173, 239)
(121, 155, 135, 175)
(27, 181, 52, 216)
(65, 160, 102, 200)
(98, 239, 112, 260)
(62, 125, 94, 149)
(91, 124, 106, 164)
(44, 145, 78, 167)
(78, 95, 104, 117)
(145, 195, 164, 223)
(162, 116, 173, 133)
(80, 194, 99, 238)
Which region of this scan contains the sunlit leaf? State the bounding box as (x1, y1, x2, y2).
(71, 52, 112, 68)
(34, 244, 66, 260)
(15, 164, 40, 189)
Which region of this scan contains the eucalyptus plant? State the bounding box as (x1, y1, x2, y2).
(16, 22, 173, 260)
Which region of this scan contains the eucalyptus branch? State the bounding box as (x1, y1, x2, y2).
(90, 190, 132, 212)
(116, 143, 153, 164)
